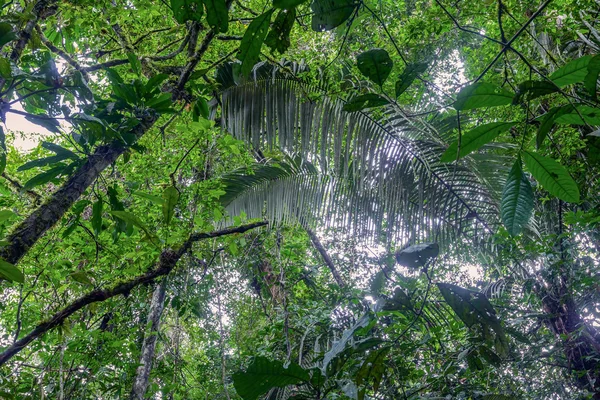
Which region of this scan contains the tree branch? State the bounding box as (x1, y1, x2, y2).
(0, 221, 267, 367)
(305, 226, 345, 287)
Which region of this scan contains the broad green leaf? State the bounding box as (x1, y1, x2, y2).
(162, 186, 179, 226)
(395, 243, 439, 268)
(513, 80, 558, 104)
(501, 157, 534, 236)
(145, 92, 172, 109)
(192, 98, 209, 121)
(342, 94, 389, 112)
(232, 356, 310, 400)
(440, 122, 514, 162)
(454, 83, 514, 111)
(522, 151, 580, 203)
(0, 57, 10, 79)
(311, 0, 356, 32)
(203, 0, 228, 33)
(132, 190, 165, 205)
(239, 9, 274, 76)
(0, 210, 16, 224)
(24, 114, 61, 134)
(110, 211, 159, 245)
(92, 198, 103, 236)
(0, 23, 18, 49)
(554, 104, 600, 125)
(70, 271, 93, 286)
(23, 163, 68, 190)
(265, 8, 296, 55)
(536, 106, 573, 148)
(356, 49, 393, 86)
(382, 287, 413, 311)
(395, 62, 427, 97)
(0, 259, 23, 283)
(171, 0, 203, 23)
(127, 52, 142, 76)
(437, 282, 508, 356)
(145, 73, 169, 94)
(584, 55, 600, 98)
(549, 55, 593, 87)
(18, 154, 74, 171)
(42, 141, 77, 158)
(273, 0, 308, 8)
(355, 347, 390, 393)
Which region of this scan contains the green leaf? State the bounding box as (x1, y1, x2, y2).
(0, 57, 11, 79)
(92, 198, 103, 236)
(356, 49, 393, 86)
(132, 190, 165, 205)
(273, 0, 308, 8)
(584, 55, 600, 99)
(171, 0, 203, 23)
(127, 52, 142, 76)
(549, 55, 593, 87)
(0, 23, 18, 49)
(110, 211, 159, 245)
(18, 153, 74, 171)
(554, 104, 600, 125)
(382, 287, 413, 311)
(0, 127, 6, 175)
(536, 106, 573, 148)
(440, 122, 514, 162)
(0, 210, 16, 224)
(232, 357, 310, 400)
(454, 83, 514, 111)
(311, 0, 356, 32)
(355, 347, 390, 393)
(162, 186, 179, 226)
(23, 163, 68, 190)
(239, 9, 274, 76)
(24, 114, 61, 134)
(513, 80, 558, 104)
(395, 62, 427, 97)
(70, 271, 93, 286)
(342, 94, 389, 112)
(501, 157, 534, 236)
(265, 8, 296, 55)
(395, 243, 439, 268)
(0, 259, 24, 283)
(522, 151, 580, 203)
(203, 0, 228, 33)
(192, 98, 209, 121)
(145, 73, 169, 95)
(437, 282, 508, 356)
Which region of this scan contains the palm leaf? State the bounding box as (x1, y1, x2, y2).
(220, 78, 504, 245)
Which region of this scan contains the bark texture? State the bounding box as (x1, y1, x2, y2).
(130, 280, 168, 400)
(305, 227, 345, 287)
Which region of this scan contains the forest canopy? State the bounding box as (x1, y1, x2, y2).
(0, 0, 599, 398)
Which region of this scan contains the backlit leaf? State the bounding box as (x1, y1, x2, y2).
(501, 157, 534, 236)
(239, 9, 274, 76)
(441, 122, 513, 162)
(356, 49, 393, 86)
(522, 151, 580, 203)
(454, 83, 514, 111)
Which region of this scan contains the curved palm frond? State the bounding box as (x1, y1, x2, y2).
(219, 78, 508, 246)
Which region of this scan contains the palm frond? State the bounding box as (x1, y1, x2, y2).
(220, 78, 506, 246)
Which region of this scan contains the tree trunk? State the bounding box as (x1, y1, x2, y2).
(131, 279, 168, 400)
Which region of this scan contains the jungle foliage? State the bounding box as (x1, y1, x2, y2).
(0, 0, 599, 399)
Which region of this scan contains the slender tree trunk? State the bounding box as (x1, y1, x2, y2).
(131, 279, 168, 400)
(304, 226, 345, 287)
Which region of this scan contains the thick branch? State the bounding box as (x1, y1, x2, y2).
(0, 221, 267, 367)
(305, 227, 345, 287)
(0, 117, 156, 266)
